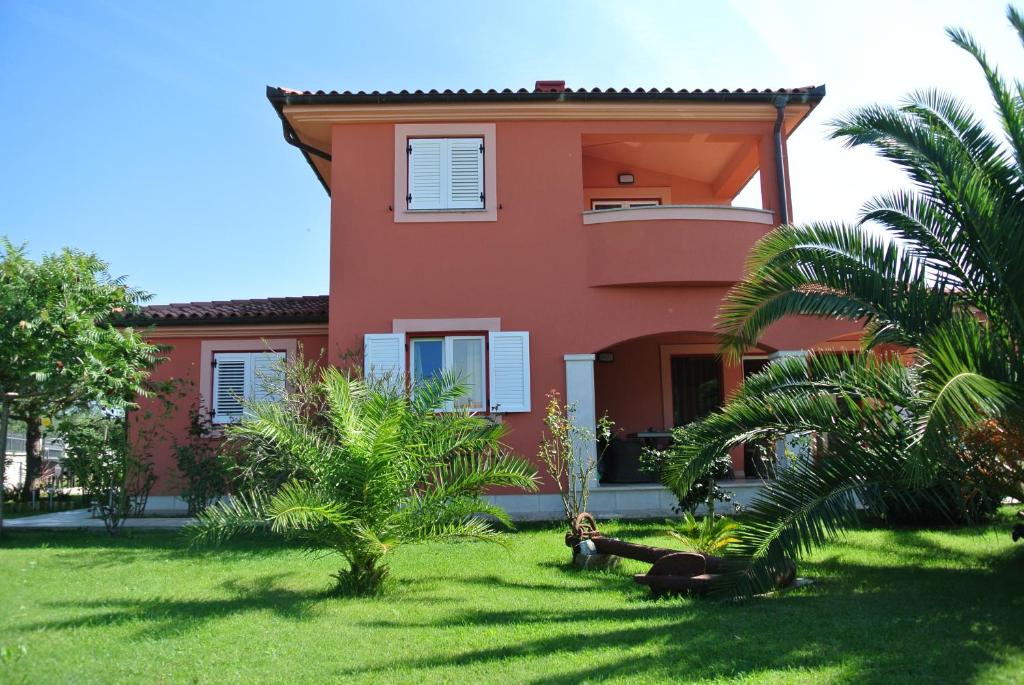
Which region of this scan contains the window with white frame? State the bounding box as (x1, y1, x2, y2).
(212, 351, 286, 424)
(407, 137, 484, 210)
(590, 199, 662, 210)
(364, 331, 530, 413)
(410, 336, 486, 411)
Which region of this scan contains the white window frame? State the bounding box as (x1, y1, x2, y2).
(394, 123, 497, 223)
(410, 334, 487, 413)
(590, 199, 662, 210)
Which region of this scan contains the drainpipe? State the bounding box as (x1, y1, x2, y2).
(267, 86, 332, 195)
(772, 95, 790, 225)
(281, 124, 331, 161)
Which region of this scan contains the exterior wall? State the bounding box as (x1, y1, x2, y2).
(131, 331, 328, 496)
(326, 118, 857, 496)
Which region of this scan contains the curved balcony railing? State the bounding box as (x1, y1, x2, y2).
(582, 205, 776, 287)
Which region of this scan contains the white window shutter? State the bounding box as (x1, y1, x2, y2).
(251, 352, 287, 406)
(408, 138, 444, 210)
(447, 138, 484, 209)
(364, 333, 406, 391)
(213, 353, 249, 423)
(488, 331, 531, 413)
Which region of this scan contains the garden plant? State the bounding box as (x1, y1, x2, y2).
(189, 362, 538, 595)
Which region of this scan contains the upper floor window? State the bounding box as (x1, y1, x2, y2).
(407, 137, 484, 211)
(591, 199, 662, 210)
(212, 351, 286, 424)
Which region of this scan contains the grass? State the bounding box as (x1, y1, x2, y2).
(0, 513, 1022, 684)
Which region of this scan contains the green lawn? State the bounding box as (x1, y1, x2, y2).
(1, 514, 1022, 684)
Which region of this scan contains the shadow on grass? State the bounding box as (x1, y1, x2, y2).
(0, 528, 300, 568)
(15, 573, 336, 639)
(342, 546, 1024, 684)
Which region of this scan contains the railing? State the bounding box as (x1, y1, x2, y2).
(582, 204, 776, 287)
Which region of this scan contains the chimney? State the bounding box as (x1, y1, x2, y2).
(535, 80, 566, 93)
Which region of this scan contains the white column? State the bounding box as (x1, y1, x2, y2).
(564, 354, 599, 489)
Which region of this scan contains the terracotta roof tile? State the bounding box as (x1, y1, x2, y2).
(123, 295, 328, 326)
(266, 83, 826, 106)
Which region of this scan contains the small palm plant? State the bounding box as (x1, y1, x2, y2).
(665, 513, 740, 555)
(188, 363, 539, 595)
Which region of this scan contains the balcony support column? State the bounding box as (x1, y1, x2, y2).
(564, 354, 600, 490)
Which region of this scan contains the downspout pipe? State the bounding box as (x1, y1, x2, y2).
(772, 95, 790, 225)
(282, 125, 331, 161)
(267, 87, 332, 195)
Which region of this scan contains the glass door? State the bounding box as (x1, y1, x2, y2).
(670, 356, 723, 427)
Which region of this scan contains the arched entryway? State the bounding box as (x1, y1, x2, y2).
(564, 331, 780, 487)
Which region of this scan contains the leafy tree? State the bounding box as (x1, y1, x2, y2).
(57, 410, 128, 502)
(664, 6, 1024, 596)
(189, 364, 539, 595)
(0, 239, 160, 502)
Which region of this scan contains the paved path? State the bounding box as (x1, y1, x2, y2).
(4, 508, 194, 530)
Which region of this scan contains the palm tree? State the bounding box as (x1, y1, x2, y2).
(664, 5, 1024, 596)
(189, 364, 538, 595)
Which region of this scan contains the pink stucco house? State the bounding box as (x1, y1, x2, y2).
(131, 80, 857, 517)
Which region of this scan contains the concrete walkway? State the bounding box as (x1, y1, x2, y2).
(4, 508, 194, 530)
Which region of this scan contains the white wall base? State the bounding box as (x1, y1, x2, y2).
(144, 483, 769, 521)
(142, 496, 192, 514)
(487, 481, 768, 521)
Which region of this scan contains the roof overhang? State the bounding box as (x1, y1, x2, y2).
(267, 86, 825, 196)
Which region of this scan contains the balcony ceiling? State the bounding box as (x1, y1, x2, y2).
(582, 134, 757, 187)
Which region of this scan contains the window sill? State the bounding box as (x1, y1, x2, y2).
(406, 208, 486, 213)
(395, 207, 497, 223)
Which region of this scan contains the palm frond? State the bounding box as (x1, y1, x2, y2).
(265, 480, 352, 535)
(407, 515, 512, 548)
(186, 491, 271, 546)
(717, 222, 949, 358)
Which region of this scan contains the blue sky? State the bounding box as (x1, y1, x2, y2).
(3, 0, 1021, 304)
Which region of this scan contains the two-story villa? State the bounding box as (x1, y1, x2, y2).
(132, 81, 858, 517)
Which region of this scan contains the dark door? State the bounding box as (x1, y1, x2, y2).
(671, 357, 723, 427)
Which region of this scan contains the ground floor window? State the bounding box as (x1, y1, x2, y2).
(365, 330, 530, 414)
(212, 351, 286, 424)
(410, 336, 486, 411)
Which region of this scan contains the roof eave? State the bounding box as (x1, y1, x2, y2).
(266, 85, 827, 197)
(120, 314, 329, 328)
(266, 85, 825, 107)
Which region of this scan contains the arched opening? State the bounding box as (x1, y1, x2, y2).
(590, 331, 774, 484)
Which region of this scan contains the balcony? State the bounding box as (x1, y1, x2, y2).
(582, 205, 775, 287)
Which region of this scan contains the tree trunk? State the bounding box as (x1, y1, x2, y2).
(20, 416, 42, 501)
(335, 550, 389, 596)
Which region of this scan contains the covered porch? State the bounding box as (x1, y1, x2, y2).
(566, 332, 797, 489)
